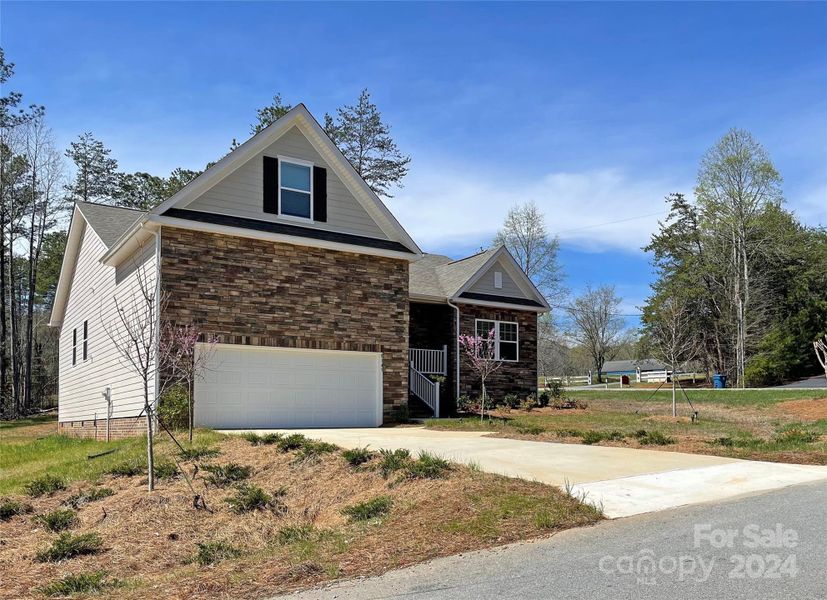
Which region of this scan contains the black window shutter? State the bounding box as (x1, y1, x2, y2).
(83, 320, 88, 361)
(72, 328, 77, 366)
(263, 156, 279, 214)
(313, 166, 327, 222)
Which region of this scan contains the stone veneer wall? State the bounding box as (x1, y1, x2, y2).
(159, 227, 410, 421)
(59, 416, 148, 440)
(457, 304, 538, 402)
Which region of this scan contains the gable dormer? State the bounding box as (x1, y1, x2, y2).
(149, 104, 420, 258)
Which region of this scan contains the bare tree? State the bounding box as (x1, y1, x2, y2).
(104, 243, 167, 491)
(815, 334, 827, 380)
(565, 285, 626, 383)
(647, 296, 700, 416)
(458, 328, 503, 420)
(493, 200, 565, 305)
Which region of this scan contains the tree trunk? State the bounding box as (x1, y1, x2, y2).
(0, 209, 7, 412)
(672, 376, 677, 417)
(145, 379, 155, 492)
(24, 205, 36, 413)
(188, 378, 193, 443)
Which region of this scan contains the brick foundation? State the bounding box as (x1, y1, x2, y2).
(159, 227, 410, 421)
(58, 416, 148, 440)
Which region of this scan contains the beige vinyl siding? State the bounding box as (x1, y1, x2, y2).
(58, 223, 156, 422)
(467, 260, 531, 299)
(184, 126, 388, 239)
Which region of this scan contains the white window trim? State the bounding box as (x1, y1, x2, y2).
(494, 271, 503, 289)
(277, 155, 314, 223)
(72, 327, 77, 366)
(474, 318, 519, 362)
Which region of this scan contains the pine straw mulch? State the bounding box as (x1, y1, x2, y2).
(0, 436, 602, 600)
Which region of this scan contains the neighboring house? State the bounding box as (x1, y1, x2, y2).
(602, 359, 667, 377)
(49, 104, 549, 438)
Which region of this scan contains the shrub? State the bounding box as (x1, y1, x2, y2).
(0, 498, 33, 521)
(537, 391, 550, 408)
(276, 524, 316, 545)
(240, 432, 283, 446)
(154, 460, 180, 479)
(377, 448, 411, 478)
(277, 433, 310, 452)
(25, 474, 66, 497)
(580, 431, 605, 445)
(712, 436, 734, 447)
(342, 495, 393, 522)
(106, 459, 146, 477)
(41, 572, 111, 597)
(516, 424, 545, 435)
(36, 532, 103, 562)
(36, 509, 78, 532)
(634, 430, 675, 446)
(520, 394, 537, 411)
(225, 484, 287, 514)
(194, 541, 241, 566)
(342, 446, 375, 467)
(775, 427, 819, 445)
(554, 428, 585, 438)
(158, 384, 189, 430)
(503, 394, 520, 409)
(546, 378, 564, 399)
(179, 446, 221, 460)
(64, 487, 114, 509)
(404, 452, 452, 479)
(293, 441, 338, 465)
(456, 394, 473, 413)
(202, 463, 253, 487)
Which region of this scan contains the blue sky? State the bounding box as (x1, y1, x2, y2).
(3, 2, 826, 324)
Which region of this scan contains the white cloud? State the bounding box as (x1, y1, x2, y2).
(386, 161, 689, 253)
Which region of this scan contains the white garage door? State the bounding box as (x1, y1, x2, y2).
(194, 344, 383, 429)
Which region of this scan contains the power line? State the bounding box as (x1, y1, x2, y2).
(553, 210, 669, 236)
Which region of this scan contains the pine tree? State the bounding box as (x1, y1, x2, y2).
(324, 89, 410, 198)
(64, 132, 119, 204)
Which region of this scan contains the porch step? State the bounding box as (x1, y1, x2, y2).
(407, 394, 435, 419)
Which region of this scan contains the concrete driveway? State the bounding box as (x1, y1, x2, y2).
(224, 427, 827, 518)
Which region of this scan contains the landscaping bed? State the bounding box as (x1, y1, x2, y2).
(0, 422, 602, 599)
(427, 389, 827, 465)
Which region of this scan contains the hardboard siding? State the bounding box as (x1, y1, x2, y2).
(58, 224, 156, 424)
(159, 227, 409, 420)
(183, 126, 388, 239)
(457, 304, 538, 402)
(466, 260, 530, 299)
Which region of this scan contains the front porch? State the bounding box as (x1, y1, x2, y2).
(408, 301, 457, 419)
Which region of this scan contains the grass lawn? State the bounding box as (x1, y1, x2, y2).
(427, 388, 827, 465)
(0, 418, 601, 600)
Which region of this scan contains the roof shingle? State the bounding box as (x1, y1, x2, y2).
(76, 202, 145, 248)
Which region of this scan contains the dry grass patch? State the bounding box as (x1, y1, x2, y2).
(0, 431, 602, 600)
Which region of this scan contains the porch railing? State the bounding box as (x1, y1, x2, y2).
(409, 346, 447, 376)
(409, 362, 440, 418)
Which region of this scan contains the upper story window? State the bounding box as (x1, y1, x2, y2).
(475, 319, 519, 362)
(279, 157, 313, 220)
(494, 271, 503, 289)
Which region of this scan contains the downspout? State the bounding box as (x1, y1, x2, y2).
(143, 223, 162, 423)
(447, 299, 460, 401)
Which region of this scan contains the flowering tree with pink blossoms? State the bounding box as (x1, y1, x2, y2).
(161, 324, 219, 442)
(458, 328, 503, 420)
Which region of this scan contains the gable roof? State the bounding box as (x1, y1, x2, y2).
(410, 246, 549, 311)
(50, 202, 147, 327)
(76, 202, 145, 248)
(145, 103, 420, 256)
(603, 359, 666, 373)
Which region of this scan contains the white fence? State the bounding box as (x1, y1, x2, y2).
(409, 363, 440, 417)
(409, 346, 447, 376)
(543, 373, 593, 387)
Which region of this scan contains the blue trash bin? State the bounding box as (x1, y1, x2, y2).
(712, 374, 727, 389)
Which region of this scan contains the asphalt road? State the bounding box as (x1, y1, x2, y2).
(777, 375, 827, 389)
(276, 482, 827, 600)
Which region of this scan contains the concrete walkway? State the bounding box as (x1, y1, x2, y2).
(224, 427, 827, 518)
